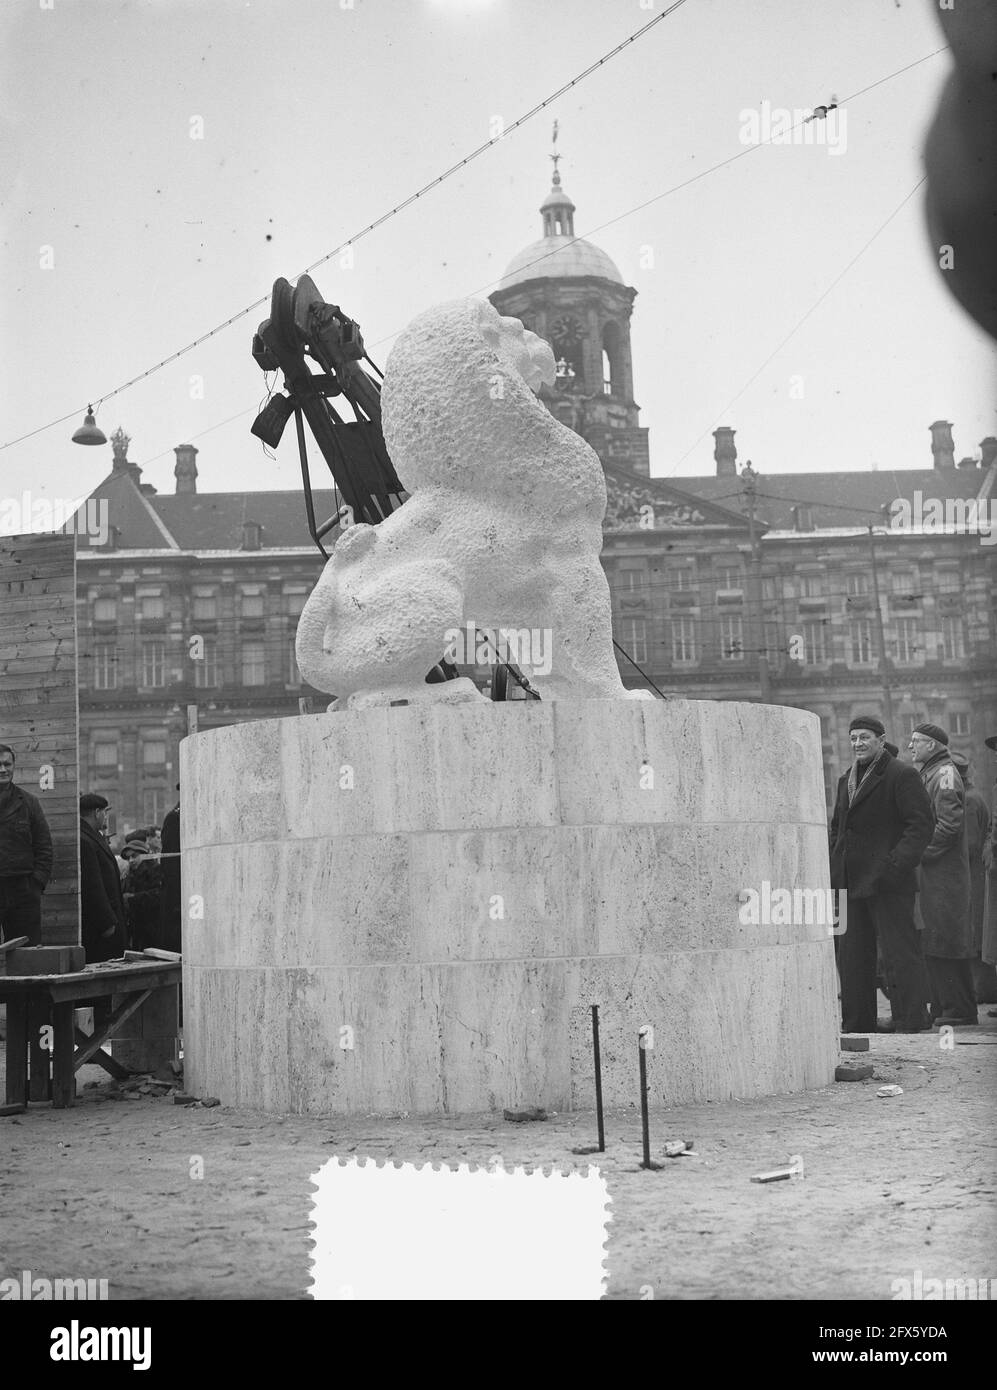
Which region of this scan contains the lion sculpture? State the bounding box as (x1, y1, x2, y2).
(295, 297, 652, 708)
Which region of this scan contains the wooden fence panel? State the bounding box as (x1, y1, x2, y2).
(0, 532, 80, 945)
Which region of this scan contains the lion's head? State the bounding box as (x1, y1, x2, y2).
(380, 298, 558, 494)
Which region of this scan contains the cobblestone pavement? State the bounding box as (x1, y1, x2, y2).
(2, 1018, 995, 1299)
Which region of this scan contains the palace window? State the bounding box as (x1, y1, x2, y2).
(142, 738, 167, 767)
(140, 641, 166, 687)
(137, 589, 165, 620)
(242, 642, 265, 686)
(893, 617, 920, 664)
(193, 637, 219, 688)
(93, 597, 117, 622)
(936, 568, 960, 593)
(800, 574, 823, 599)
(620, 618, 648, 665)
(285, 587, 309, 618)
(287, 637, 301, 688)
(94, 742, 118, 769)
(716, 564, 742, 591)
(848, 619, 874, 664)
(950, 712, 970, 736)
(192, 587, 218, 621)
(672, 617, 697, 664)
(619, 568, 646, 593)
(801, 618, 828, 664)
(846, 573, 869, 597)
(674, 564, 696, 591)
(720, 614, 744, 661)
(93, 642, 118, 690)
(142, 789, 168, 827)
(940, 616, 966, 660)
(239, 589, 265, 619)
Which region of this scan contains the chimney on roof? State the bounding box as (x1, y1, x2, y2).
(713, 425, 737, 477)
(174, 444, 199, 495)
(240, 520, 262, 551)
(929, 420, 955, 470)
(980, 437, 997, 470)
(957, 456, 978, 469)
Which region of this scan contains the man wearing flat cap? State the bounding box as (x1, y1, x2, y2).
(830, 715, 935, 1033)
(79, 793, 126, 963)
(908, 724, 976, 1025)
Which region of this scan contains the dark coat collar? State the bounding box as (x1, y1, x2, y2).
(80, 818, 114, 857)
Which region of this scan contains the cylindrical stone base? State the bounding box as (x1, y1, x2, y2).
(181, 700, 839, 1115)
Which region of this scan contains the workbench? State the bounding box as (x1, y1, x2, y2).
(0, 960, 181, 1109)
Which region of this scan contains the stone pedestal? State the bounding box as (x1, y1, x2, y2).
(181, 700, 839, 1116)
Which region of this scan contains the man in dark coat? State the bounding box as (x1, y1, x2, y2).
(984, 734, 997, 1015)
(910, 725, 976, 1025)
(952, 752, 996, 1004)
(159, 785, 181, 955)
(0, 742, 53, 945)
(79, 793, 126, 963)
(829, 715, 935, 1033)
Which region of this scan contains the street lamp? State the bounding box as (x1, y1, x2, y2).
(72, 405, 107, 446)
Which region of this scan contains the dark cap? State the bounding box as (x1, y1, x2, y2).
(849, 715, 885, 736)
(80, 793, 109, 813)
(912, 722, 948, 746)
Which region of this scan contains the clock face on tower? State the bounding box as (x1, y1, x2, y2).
(551, 314, 583, 345)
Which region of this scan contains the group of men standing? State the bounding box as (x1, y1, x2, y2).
(0, 742, 181, 962)
(830, 716, 997, 1034)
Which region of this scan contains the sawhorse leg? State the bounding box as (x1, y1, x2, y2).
(52, 1002, 76, 1108)
(27, 997, 51, 1102)
(5, 998, 28, 1106)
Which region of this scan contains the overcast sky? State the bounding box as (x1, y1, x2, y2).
(1, 0, 994, 511)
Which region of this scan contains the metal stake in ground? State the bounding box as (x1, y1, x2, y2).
(570, 1004, 607, 1156)
(638, 1025, 664, 1171)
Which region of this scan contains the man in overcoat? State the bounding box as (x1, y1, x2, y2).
(951, 751, 996, 1004)
(908, 724, 976, 1025)
(829, 715, 935, 1033)
(79, 793, 126, 963)
(980, 734, 997, 1015)
(0, 742, 53, 945)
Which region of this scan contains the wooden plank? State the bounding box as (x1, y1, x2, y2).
(73, 1026, 131, 1079)
(0, 661, 78, 682)
(4, 999, 28, 1105)
(45, 966, 181, 1004)
(0, 640, 79, 660)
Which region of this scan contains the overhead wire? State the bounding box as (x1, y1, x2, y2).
(0, 0, 692, 454)
(667, 174, 930, 473)
(96, 47, 949, 475)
